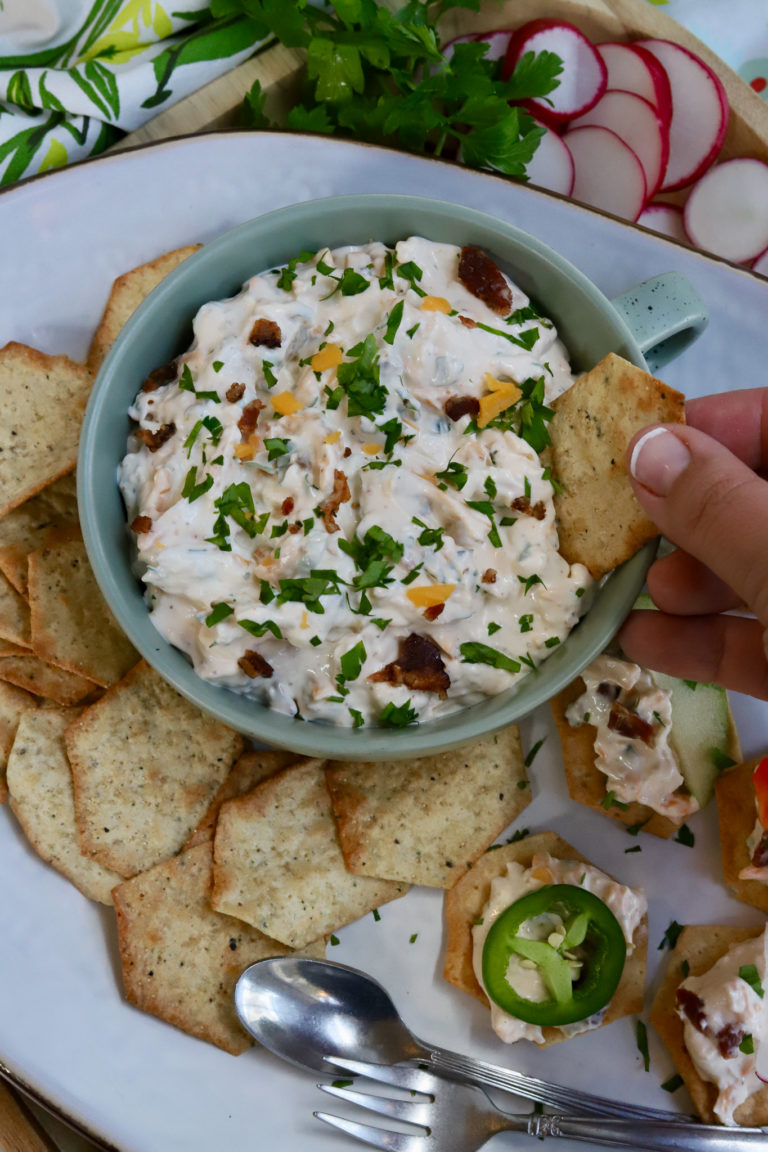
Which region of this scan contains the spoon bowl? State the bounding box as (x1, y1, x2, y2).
(234, 955, 426, 1074)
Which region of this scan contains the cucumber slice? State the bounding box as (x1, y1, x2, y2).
(631, 592, 734, 807)
(648, 671, 729, 808)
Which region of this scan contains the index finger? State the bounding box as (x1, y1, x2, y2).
(685, 387, 768, 470)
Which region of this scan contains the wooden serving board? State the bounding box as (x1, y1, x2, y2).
(116, 0, 768, 200)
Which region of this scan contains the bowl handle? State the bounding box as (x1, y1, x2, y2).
(609, 271, 708, 374)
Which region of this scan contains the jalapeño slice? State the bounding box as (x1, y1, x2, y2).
(481, 884, 626, 1026)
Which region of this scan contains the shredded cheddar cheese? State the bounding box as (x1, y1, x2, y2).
(311, 344, 344, 372)
(272, 392, 304, 416)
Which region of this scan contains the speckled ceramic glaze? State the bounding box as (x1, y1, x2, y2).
(78, 193, 707, 760)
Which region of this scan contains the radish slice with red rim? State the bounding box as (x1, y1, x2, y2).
(753, 247, 768, 277)
(596, 42, 672, 126)
(524, 119, 575, 196)
(637, 203, 687, 243)
(636, 38, 729, 192)
(684, 158, 768, 263)
(571, 89, 669, 199)
(474, 30, 512, 61)
(563, 125, 647, 221)
(503, 18, 607, 122)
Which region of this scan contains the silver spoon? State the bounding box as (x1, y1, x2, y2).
(234, 956, 688, 1123)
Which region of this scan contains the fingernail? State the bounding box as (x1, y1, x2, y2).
(629, 427, 691, 496)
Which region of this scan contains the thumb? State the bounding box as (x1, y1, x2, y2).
(627, 424, 768, 624)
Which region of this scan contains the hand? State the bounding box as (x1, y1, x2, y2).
(618, 387, 768, 700)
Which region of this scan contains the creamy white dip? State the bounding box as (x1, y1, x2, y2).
(676, 927, 768, 1125)
(471, 850, 646, 1044)
(566, 655, 698, 820)
(119, 237, 592, 727)
(741, 813, 768, 884)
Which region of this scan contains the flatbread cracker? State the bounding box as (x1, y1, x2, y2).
(6, 707, 123, 903)
(0, 680, 36, 803)
(326, 726, 530, 888)
(211, 759, 408, 949)
(0, 569, 31, 649)
(0, 652, 95, 705)
(443, 830, 646, 1045)
(28, 527, 138, 686)
(65, 660, 243, 877)
(183, 748, 307, 850)
(0, 473, 79, 597)
(113, 841, 325, 1054)
(650, 924, 768, 1125)
(715, 757, 768, 914)
(552, 678, 681, 839)
(0, 343, 92, 518)
(549, 353, 685, 579)
(87, 244, 201, 374)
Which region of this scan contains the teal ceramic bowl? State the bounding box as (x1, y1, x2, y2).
(78, 194, 706, 760)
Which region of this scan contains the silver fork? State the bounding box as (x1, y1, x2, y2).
(316, 1058, 768, 1151)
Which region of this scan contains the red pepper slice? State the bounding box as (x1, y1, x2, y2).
(754, 757, 768, 830)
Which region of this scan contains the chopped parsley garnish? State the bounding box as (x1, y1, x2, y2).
(601, 791, 629, 811)
(465, 499, 502, 548)
(181, 467, 213, 503)
(339, 525, 403, 590)
(322, 266, 370, 300)
(483, 475, 497, 499)
(336, 333, 387, 417)
(396, 260, 426, 297)
(487, 622, 501, 636)
(401, 563, 423, 585)
(412, 516, 444, 551)
(626, 817, 650, 836)
(239, 619, 283, 639)
(270, 521, 289, 538)
(674, 824, 695, 848)
(518, 573, 545, 595)
(519, 614, 533, 633)
(205, 602, 233, 627)
(349, 707, 364, 728)
(406, 323, 420, 339)
(384, 300, 404, 345)
(544, 636, 560, 648)
(310, 635, 322, 647)
(276, 570, 346, 613)
(276, 249, 315, 290)
(178, 363, 220, 403)
(507, 303, 544, 325)
(372, 908, 381, 922)
(624, 845, 642, 854)
(661, 1075, 683, 1094)
(409, 933, 418, 944)
(212, 360, 224, 372)
(303, 517, 314, 535)
(711, 748, 737, 773)
(207, 482, 262, 548)
(264, 437, 291, 461)
(460, 642, 520, 674)
(378, 249, 395, 291)
(636, 1020, 650, 1072)
(262, 360, 278, 388)
(184, 415, 223, 456)
(378, 417, 404, 455)
(740, 1034, 755, 1055)
(658, 920, 683, 951)
(340, 640, 367, 681)
(379, 699, 418, 728)
(524, 738, 545, 767)
(507, 827, 530, 844)
(435, 460, 468, 491)
(739, 964, 765, 998)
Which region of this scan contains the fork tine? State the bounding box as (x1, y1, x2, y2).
(315, 1110, 426, 1151)
(324, 1055, 436, 1094)
(319, 1082, 432, 1126)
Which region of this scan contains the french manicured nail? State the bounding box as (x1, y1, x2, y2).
(629, 427, 691, 496)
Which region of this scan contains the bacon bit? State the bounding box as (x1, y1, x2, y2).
(131, 515, 153, 534)
(511, 496, 546, 520)
(420, 295, 452, 313)
(458, 246, 513, 315)
(238, 650, 274, 679)
(608, 703, 654, 745)
(281, 497, 295, 516)
(238, 399, 265, 441)
(141, 360, 177, 393)
(343, 447, 352, 458)
(137, 423, 176, 452)
(676, 988, 707, 1031)
(458, 315, 477, 328)
(482, 569, 497, 584)
(226, 382, 246, 403)
(289, 521, 302, 534)
(424, 603, 444, 621)
(249, 318, 282, 348)
(368, 633, 450, 698)
(597, 682, 621, 701)
(319, 469, 351, 533)
(716, 1023, 746, 1059)
(444, 395, 480, 422)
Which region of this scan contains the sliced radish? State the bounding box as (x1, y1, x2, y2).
(596, 42, 672, 126)
(503, 19, 607, 122)
(753, 247, 768, 277)
(637, 203, 687, 243)
(684, 158, 768, 263)
(636, 39, 729, 192)
(524, 119, 575, 196)
(474, 30, 512, 61)
(571, 89, 669, 199)
(562, 125, 647, 221)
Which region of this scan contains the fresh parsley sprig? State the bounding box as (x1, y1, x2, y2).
(221, 0, 562, 179)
